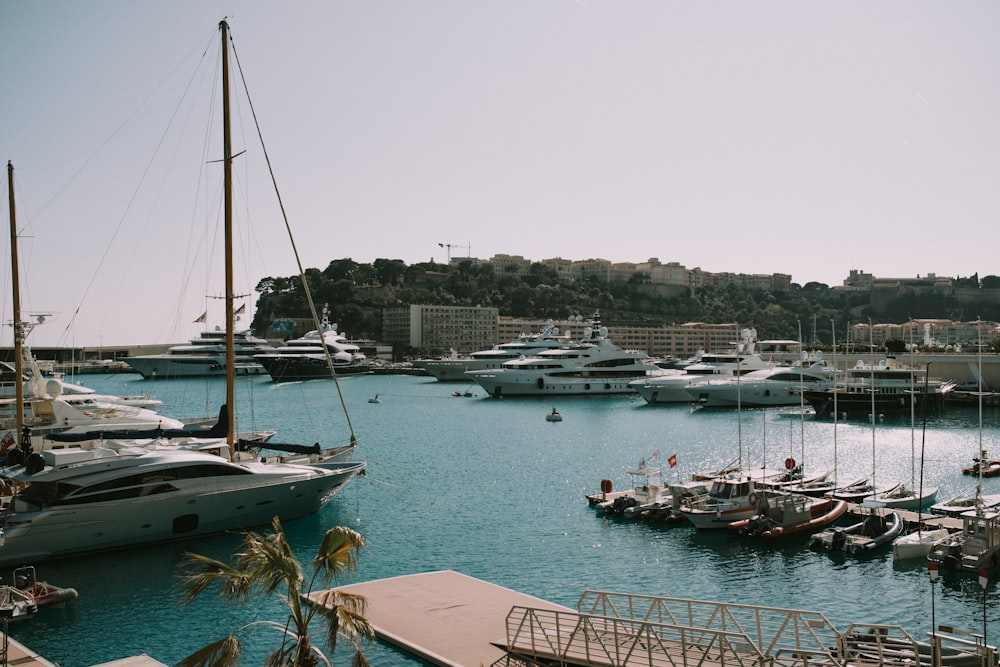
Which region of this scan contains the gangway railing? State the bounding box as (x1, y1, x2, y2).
(838, 623, 997, 667)
(576, 591, 841, 664)
(506, 605, 774, 667)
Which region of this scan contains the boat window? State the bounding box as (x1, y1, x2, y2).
(16, 481, 78, 507)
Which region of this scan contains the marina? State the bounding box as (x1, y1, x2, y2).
(3, 372, 1000, 665)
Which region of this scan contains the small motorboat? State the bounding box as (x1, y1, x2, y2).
(14, 566, 78, 609)
(962, 450, 1000, 477)
(809, 506, 904, 555)
(546, 408, 563, 422)
(0, 583, 37, 622)
(368, 394, 381, 404)
(729, 491, 848, 539)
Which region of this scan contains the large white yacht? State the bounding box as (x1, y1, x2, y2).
(253, 309, 369, 382)
(0, 446, 365, 566)
(464, 320, 661, 397)
(124, 330, 274, 379)
(629, 329, 772, 404)
(688, 353, 837, 408)
(413, 320, 575, 381)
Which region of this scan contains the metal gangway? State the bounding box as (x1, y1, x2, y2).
(506, 590, 839, 667)
(505, 591, 998, 667)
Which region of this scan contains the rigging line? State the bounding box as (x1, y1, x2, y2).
(19, 27, 220, 233)
(56, 34, 220, 347)
(228, 30, 358, 446)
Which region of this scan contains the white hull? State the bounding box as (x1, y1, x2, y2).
(892, 528, 951, 561)
(630, 377, 699, 404)
(415, 359, 503, 381)
(465, 373, 644, 396)
(680, 503, 757, 529)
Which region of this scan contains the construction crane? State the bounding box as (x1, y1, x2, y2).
(438, 242, 471, 262)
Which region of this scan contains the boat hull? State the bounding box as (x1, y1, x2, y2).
(802, 389, 946, 417)
(0, 462, 364, 567)
(467, 372, 645, 397)
(124, 356, 267, 379)
(257, 356, 372, 382)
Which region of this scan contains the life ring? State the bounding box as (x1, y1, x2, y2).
(600, 479, 613, 494)
(784, 457, 796, 471)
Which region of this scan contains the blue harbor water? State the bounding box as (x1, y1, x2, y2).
(9, 372, 1000, 665)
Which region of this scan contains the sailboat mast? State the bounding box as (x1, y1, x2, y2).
(7, 161, 24, 432)
(220, 20, 236, 447)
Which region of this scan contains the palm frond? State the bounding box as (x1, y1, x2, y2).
(314, 526, 365, 582)
(179, 553, 254, 604)
(176, 635, 241, 667)
(351, 649, 371, 667)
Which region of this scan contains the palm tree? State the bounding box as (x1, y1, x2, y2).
(178, 517, 374, 667)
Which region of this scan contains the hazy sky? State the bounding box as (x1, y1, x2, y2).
(3, 1, 998, 347)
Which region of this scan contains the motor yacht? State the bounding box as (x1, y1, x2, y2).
(254, 308, 370, 382)
(0, 446, 365, 566)
(464, 320, 660, 397)
(801, 356, 954, 417)
(689, 354, 836, 408)
(414, 320, 575, 381)
(629, 329, 772, 404)
(124, 330, 274, 379)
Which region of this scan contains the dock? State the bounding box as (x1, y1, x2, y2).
(326, 570, 571, 666)
(318, 570, 996, 667)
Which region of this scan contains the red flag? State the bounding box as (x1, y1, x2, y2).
(668, 454, 677, 468)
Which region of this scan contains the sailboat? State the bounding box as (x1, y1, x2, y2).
(0, 25, 364, 565)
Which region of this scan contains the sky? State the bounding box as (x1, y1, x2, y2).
(2, 1, 999, 347)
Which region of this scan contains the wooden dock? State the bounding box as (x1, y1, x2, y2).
(323, 570, 571, 666)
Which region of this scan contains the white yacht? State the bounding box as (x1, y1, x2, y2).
(124, 330, 274, 379)
(253, 309, 369, 382)
(629, 329, 772, 404)
(0, 446, 365, 566)
(689, 354, 836, 408)
(414, 320, 574, 381)
(465, 321, 660, 397)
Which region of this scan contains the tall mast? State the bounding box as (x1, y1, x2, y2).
(220, 20, 236, 448)
(7, 161, 24, 433)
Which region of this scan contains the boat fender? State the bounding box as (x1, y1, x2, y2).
(25, 452, 45, 475)
(600, 479, 612, 494)
(749, 492, 758, 504)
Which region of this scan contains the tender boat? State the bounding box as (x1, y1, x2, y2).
(927, 507, 1000, 573)
(962, 450, 1000, 477)
(254, 307, 371, 382)
(0, 583, 36, 622)
(123, 329, 274, 379)
(0, 446, 365, 567)
(466, 318, 661, 397)
(414, 320, 575, 381)
(629, 329, 772, 404)
(874, 483, 938, 511)
(545, 408, 563, 422)
(593, 465, 665, 518)
(809, 507, 904, 554)
(892, 525, 952, 561)
(801, 356, 953, 417)
(729, 490, 848, 539)
(14, 566, 78, 609)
